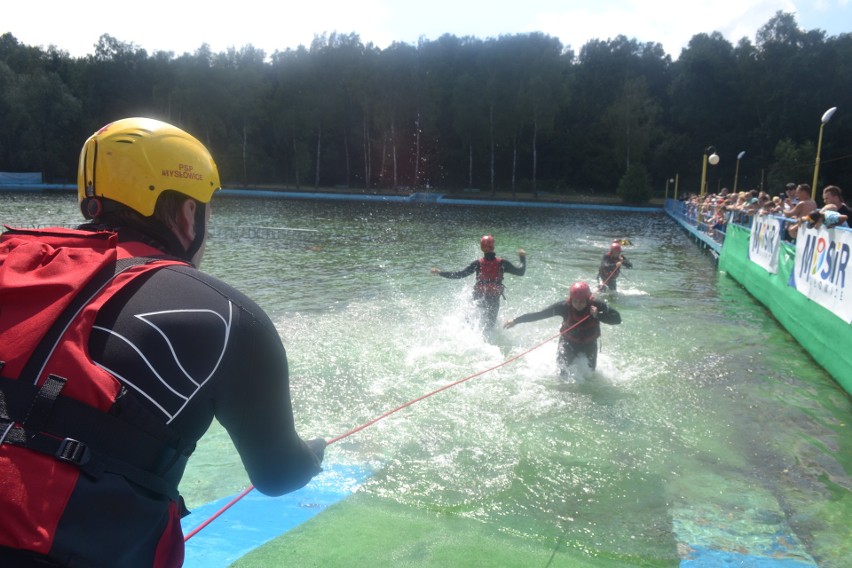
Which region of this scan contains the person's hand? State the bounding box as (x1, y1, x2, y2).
(517, 249, 526, 257)
(430, 267, 440, 274)
(589, 306, 598, 319)
(503, 319, 516, 329)
(306, 438, 327, 463)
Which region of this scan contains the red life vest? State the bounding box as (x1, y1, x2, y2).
(475, 256, 504, 296)
(0, 227, 192, 566)
(599, 252, 622, 279)
(559, 302, 601, 344)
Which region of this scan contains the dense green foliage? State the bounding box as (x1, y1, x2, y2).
(617, 164, 653, 204)
(1, 11, 850, 200)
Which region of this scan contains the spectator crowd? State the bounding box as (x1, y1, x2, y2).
(678, 183, 851, 242)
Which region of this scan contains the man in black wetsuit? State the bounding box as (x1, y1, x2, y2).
(504, 281, 621, 373)
(431, 235, 526, 331)
(598, 240, 633, 292)
(0, 118, 325, 567)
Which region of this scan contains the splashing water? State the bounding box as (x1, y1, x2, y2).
(3, 193, 849, 567)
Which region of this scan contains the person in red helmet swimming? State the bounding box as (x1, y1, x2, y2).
(431, 235, 526, 332)
(598, 240, 633, 293)
(504, 281, 621, 373)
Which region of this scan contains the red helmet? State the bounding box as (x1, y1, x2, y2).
(610, 241, 622, 254)
(480, 235, 495, 252)
(569, 281, 592, 302)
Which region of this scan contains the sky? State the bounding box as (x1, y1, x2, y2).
(3, 1, 850, 61)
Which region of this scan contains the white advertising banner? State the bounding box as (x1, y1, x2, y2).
(794, 226, 852, 323)
(748, 215, 784, 274)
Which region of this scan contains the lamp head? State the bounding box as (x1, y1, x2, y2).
(821, 107, 837, 124)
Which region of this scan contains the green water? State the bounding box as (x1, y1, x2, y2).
(2, 192, 850, 567)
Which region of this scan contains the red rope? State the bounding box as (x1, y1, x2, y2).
(183, 485, 254, 540)
(597, 259, 623, 291)
(184, 317, 588, 542)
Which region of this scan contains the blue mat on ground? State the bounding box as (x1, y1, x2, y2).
(181, 463, 371, 567)
(681, 546, 817, 567)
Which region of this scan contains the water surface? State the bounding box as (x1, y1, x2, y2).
(2, 192, 849, 567)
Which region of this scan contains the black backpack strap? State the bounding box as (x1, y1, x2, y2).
(16, 374, 67, 435)
(18, 256, 166, 385)
(0, 376, 191, 500)
(0, 255, 193, 500)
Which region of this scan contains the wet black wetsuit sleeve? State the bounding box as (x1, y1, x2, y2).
(89, 264, 321, 496)
(437, 260, 479, 279)
(501, 255, 526, 276)
(513, 301, 568, 325)
(599, 255, 617, 278)
(593, 299, 622, 325)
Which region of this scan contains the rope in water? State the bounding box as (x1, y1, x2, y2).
(597, 261, 623, 291)
(183, 316, 589, 541)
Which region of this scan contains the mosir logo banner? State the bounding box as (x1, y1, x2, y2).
(794, 226, 852, 323)
(749, 215, 783, 274)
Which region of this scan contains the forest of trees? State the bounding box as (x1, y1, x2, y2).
(1, 11, 850, 202)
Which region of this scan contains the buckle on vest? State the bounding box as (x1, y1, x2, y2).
(56, 438, 91, 466)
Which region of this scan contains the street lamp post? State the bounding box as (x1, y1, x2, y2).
(733, 151, 745, 193)
(699, 146, 719, 198)
(665, 177, 675, 201)
(811, 106, 837, 200)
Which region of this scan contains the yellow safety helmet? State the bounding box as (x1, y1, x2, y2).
(78, 117, 220, 218)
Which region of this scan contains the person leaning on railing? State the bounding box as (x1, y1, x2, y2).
(798, 208, 849, 230)
(760, 195, 784, 215)
(747, 192, 771, 216)
(783, 183, 818, 240)
(822, 185, 851, 221)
